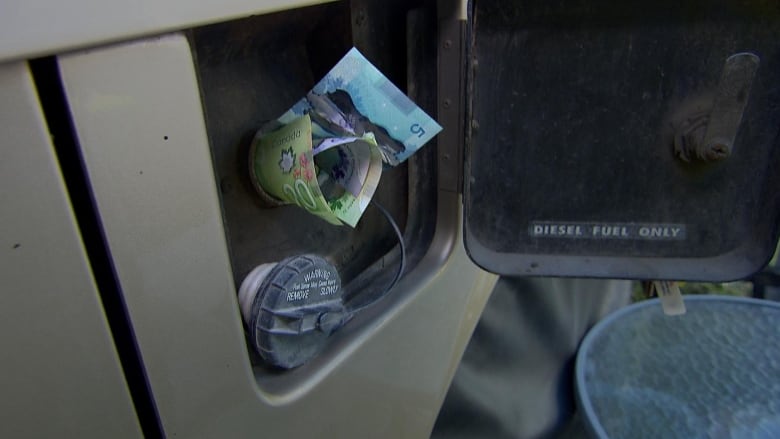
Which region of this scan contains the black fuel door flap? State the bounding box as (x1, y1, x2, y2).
(463, 0, 780, 280)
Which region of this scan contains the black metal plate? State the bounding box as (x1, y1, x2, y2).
(464, 0, 780, 280)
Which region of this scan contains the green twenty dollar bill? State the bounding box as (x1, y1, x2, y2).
(250, 114, 381, 227)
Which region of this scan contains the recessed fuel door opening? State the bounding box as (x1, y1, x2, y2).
(190, 0, 445, 383)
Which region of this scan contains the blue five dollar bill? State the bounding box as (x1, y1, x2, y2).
(277, 47, 442, 167)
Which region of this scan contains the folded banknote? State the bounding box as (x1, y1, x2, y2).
(250, 48, 441, 227)
(250, 114, 382, 227)
(277, 47, 442, 167)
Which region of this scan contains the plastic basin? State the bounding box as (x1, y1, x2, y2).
(576, 295, 780, 438)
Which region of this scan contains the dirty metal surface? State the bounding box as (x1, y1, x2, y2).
(465, 0, 780, 280)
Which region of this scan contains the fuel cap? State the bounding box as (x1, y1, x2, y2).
(238, 254, 347, 369)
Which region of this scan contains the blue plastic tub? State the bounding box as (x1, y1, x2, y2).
(576, 295, 780, 439)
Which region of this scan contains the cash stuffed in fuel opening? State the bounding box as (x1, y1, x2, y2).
(249, 47, 442, 227)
